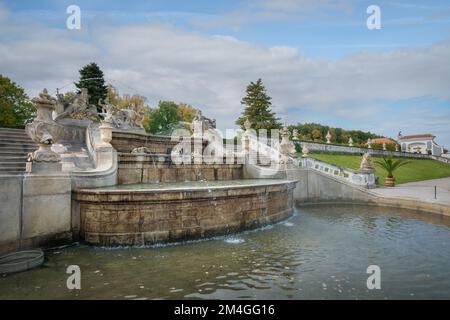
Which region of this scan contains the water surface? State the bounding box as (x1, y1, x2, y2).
(1, 204, 450, 299)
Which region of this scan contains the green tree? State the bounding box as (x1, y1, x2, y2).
(75, 62, 107, 112)
(0, 75, 35, 128)
(145, 101, 182, 134)
(236, 78, 281, 131)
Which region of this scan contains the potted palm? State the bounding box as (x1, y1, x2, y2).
(374, 155, 410, 187)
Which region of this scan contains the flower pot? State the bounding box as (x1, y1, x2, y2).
(385, 176, 395, 187)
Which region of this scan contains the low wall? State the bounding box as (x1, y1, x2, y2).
(73, 180, 297, 246)
(290, 168, 450, 216)
(111, 130, 207, 154)
(0, 174, 72, 254)
(295, 140, 434, 159)
(118, 153, 244, 184)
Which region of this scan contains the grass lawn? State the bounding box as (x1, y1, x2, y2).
(305, 153, 450, 186)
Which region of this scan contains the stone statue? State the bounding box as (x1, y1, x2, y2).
(191, 110, 216, 132)
(367, 138, 372, 149)
(348, 137, 354, 147)
(244, 116, 252, 131)
(55, 88, 98, 121)
(382, 142, 387, 151)
(26, 89, 63, 164)
(358, 152, 375, 173)
(279, 126, 295, 164)
(326, 131, 332, 144)
(301, 143, 309, 157)
(98, 98, 145, 132)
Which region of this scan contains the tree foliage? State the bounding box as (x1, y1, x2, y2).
(289, 122, 382, 145)
(0, 74, 35, 128)
(75, 62, 107, 112)
(236, 78, 281, 131)
(145, 101, 182, 135)
(374, 155, 410, 178)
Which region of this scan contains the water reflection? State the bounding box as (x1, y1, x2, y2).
(1, 204, 450, 299)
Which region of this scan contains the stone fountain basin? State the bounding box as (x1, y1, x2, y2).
(73, 179, 297, 246)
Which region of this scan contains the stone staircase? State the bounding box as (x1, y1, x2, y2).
(0, 127, 37, 175)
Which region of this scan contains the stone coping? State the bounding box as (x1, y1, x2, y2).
(74, 179, 298, 198)
(297, 196, 450, 217)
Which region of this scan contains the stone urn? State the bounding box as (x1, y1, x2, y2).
(326, 131, 332, 144)
(99, 122, 113, 146)
(367, 138, 372, 149)
(25, 89, 63, 171)
(348, 137, 354, 147)
(301, 144, 309, 157)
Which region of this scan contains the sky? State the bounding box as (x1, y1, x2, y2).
(0, 0, 449, 147)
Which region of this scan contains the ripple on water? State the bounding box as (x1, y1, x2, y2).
(224, 238, 245, 244)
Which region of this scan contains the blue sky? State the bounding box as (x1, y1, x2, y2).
(1, 0, 450, 146)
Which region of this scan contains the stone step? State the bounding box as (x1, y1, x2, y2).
(0, 170, 25, 175)
(0, 156, 28, 162)
(0, 141, 37, 148)
(0, 134, 33, 141)
(0, 146, 36, 153)
(0, 165, 25, 171)
(0, 150, 29, 157)
(0, 162, 26, 168)
(0, 128, 28, 135)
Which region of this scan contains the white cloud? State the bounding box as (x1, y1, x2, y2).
(0, 15, 449, 146)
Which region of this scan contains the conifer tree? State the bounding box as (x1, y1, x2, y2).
(236, 78, 281, 131)
(75, 62, 107, 112)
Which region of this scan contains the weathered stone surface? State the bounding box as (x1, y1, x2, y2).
(74, 180, 296, 246)
(0, 176, 22, 243)
(22, 175, 71, 239)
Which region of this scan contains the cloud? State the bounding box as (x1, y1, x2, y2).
(190, 0, 355, 31)
(0, 15, 449, 146)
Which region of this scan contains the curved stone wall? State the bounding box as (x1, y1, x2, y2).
(73, 180, 297, 246)
(118, 153, 244, 184)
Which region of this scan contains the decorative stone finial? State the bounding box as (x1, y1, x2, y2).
(279, 126, 295, 164)
(382, 142, 387, 151)
(348, 137, 354, 147)
(367, 138, 372, 149)
(26, 89, 63, 168)
(395, 144, 399, 152)
(244, 116, 252, 131)
(358, 152, 375, 174)
(326, 131, 332, 144)
(301, 143, 309, 157)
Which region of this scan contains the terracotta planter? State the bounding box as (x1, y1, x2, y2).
(385, 176, 395, 187)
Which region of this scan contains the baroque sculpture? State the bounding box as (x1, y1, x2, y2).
(326, 131, 332, 144)
(98, 97, 145, 132)
(279, 126, 296, 164)
(358, 152, 375, 174)
(55, 88, 98, 121)
(26, 89, 63, 164)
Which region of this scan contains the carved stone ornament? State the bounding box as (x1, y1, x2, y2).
(26, 89, 63, 163)
(279, 126, 295, 164)
(326, 131, 332, 144)
(358, 152, 375, 173)
(98, 97, 145, 132)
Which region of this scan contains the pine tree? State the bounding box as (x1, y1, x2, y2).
(236, 78, 281, 131)
(75, 62, 107, 112)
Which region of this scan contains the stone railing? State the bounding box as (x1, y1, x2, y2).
(293, 156, 377, 188)
(293, 140, 437, 159)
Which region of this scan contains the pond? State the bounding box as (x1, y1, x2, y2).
(1, 204, 450, 299)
